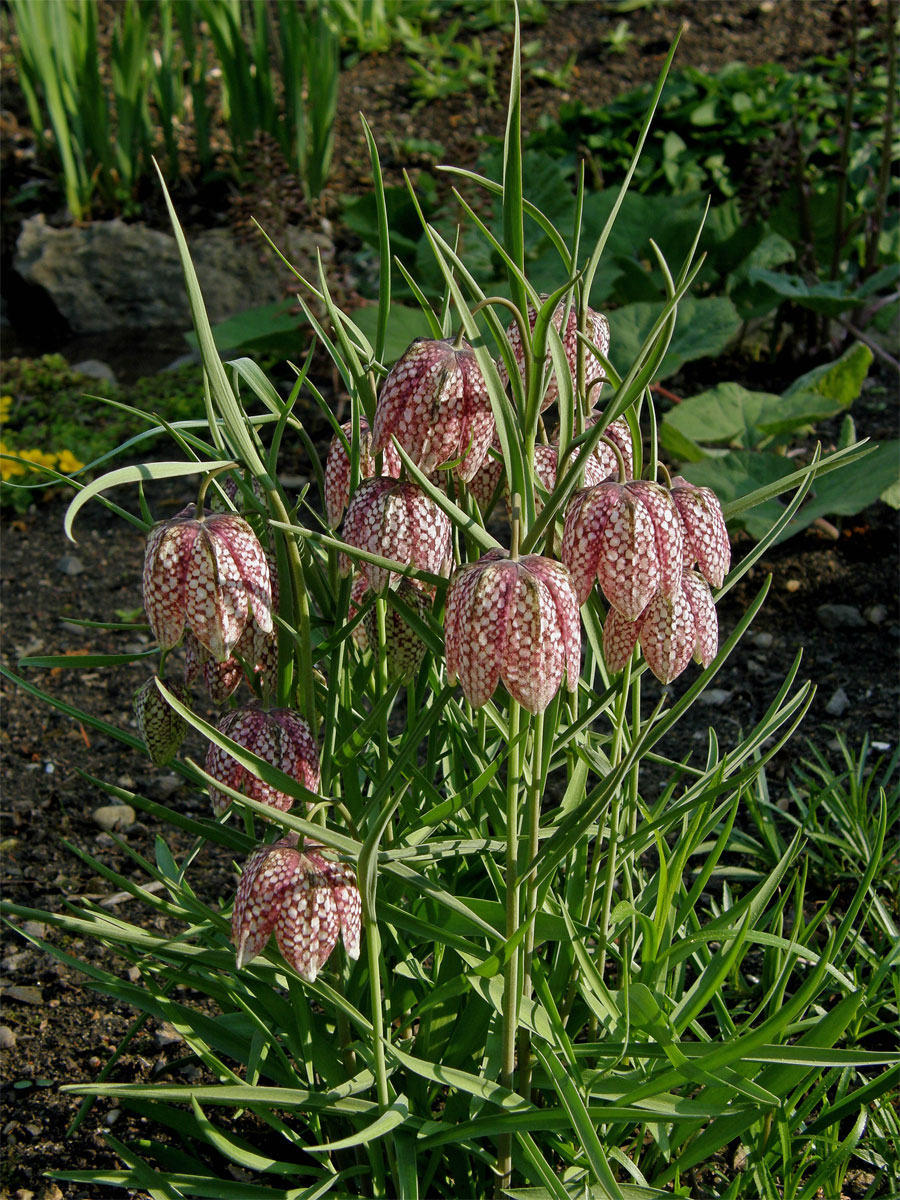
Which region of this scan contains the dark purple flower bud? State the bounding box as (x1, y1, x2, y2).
(206, 705, 320, 817)
(324, 417, 402, 529)
(561, 480, 684, 618)
(134, 677, 189, 766)
(142, 507, 272, 662)
(340, 478, 451, 594)
(372, 338, 495, 482)
(444, 551, 581, 714)
(232, 834, 361, 982)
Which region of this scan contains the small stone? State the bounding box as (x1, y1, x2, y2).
(95, 832, 116, 847)
(92, 804, 136, 832)
(752, 631, 774, 649)
(105, 1108, 121, 1127)
(872, 741, 892, 752)
(22, 921, 46, 940)
(116, 774, 135, 789)
(39, 1186, 65, 1200)
(865, 604, 888, 625)
(4, 986, 42, 1005)
(25, 1124, 42, 1137)
(817, 604, 866, 629)
(785, 579, 801, 593)
(825, 687, 850, 716)
(699, 688, 732, 706)
(55, 554, 84, 576)
(2, 952, 32, 973)
(154, 1023, 183, 1049)
(149, 773, 182, 799)
(0, 1026, 16, 1049)
(71, 359, 117, 384)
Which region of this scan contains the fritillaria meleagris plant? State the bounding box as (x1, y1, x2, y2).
(340, 477, 451, 594)
(444, 548, 581, 714)
(142, 505, 272, 662)
(500, 298, 611, 409)
(371, 336, 495, 482)
(133, 676, 189, 766)
(324, 417, 402, 529)
(206, 705, 320, 817)
(232, 834, 361, 983)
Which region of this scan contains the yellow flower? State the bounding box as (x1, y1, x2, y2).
(0, 441, 26, 480)
(56, 449, 85, 474)
(17, 448, 58, 471)
(0, 396, 12, 425)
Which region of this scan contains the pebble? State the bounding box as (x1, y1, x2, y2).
(699, 688, 732, 707)
(22, 921, 46, 939)
(785, 579, 801, 593)
(817, 604, 866, 630)
(752, 631, 774, 649)
(104, 1108, 121, 1127)
(154, 1023, 183, 1049)
(95, 832, 116, 847)
(825, 687, 850, 716)
(55, 554, 84, 576)
(92, 804, 136, 832)
(865, 604, 888, 625)
(150, 773, 183, 799)
(0, 1025, 16, 1050)
(71, 358, 117, 384)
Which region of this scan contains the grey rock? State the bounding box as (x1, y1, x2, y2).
(15, 215, 332, 335)
(92, 804, 136, 832)
(56, 554, 84, 576)
(0, 1025, 16, 1050)
(865, 604, 888, 626)
(71, 358, 117, 384)
(752, 631, 774, 649)
(698, 688, 732, 706)
(825, 687, 850, 716)
(22, 921, 46, 939)
(816, 604, 866, 630)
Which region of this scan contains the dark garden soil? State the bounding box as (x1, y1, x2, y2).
(1, 4, 898, 1198)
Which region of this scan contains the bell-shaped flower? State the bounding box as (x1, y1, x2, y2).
(372, 337, 495, 482)
(500, 299, 610, 411)
(340, 478, 451, 594)
(232, 834, 361, 982)
(444, 550, 581, 714)
(142, 506, 272, 662)
(561, 479, 684, 618)
(133, 677, 189, 766)
(670, 476, 730, 588)
(324, 417, 401, 528)
(603, 571, 719, 683)
(206, 705, 320, 817)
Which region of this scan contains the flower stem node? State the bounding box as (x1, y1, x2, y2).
(206, 705, 320, 818)
(372, 337, 495, 481)
(444, 550, 581, 714)
(232, 835, 361, 983)
(142, 507, 272, 662)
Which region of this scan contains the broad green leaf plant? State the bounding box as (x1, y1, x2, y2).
(4, 18, 898, 1200)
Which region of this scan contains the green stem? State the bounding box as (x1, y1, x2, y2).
(517, 710, 544, 1102)
(267, 490, 317, 731)
(497, 698, 523, 1194)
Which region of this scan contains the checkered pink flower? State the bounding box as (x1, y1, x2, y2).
(372, 338, 495, 482)
(444, 550, 581, 713)
(603, 571, 719, 683)
(133, 677, 189, 766)
(232, 834, 361, 982)
(500, 300, 610, 410)
(340, 478, 451, 594)
(142, 506, 272, 662)
(582, 415, 635, 481)
(206, 705, 320, 817)
(324, 418, 401, 528)
(561, 480, 684, 618)
(670, 476, 730, 588)
(362, 578, 431, 683)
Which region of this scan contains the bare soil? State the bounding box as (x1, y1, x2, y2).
(1, 4, 897, 1198)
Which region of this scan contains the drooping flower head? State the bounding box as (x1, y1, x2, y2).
(561, 480, 684, 618)
(362, 578, 431, 684)
(340, 478, 451, 594)
(500, 299, 611, 411)
(603, 571, 719, 684)
(133, 677, 189, 766)
(324, 417, 401, 529)
(206, 705, 320, 817)
(232, 834, 361, 982)
(142, 506, 272, 662)
(670, 476, 731, 589)
(444, 550, 581, 714)
(372, 337, 495, 482)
